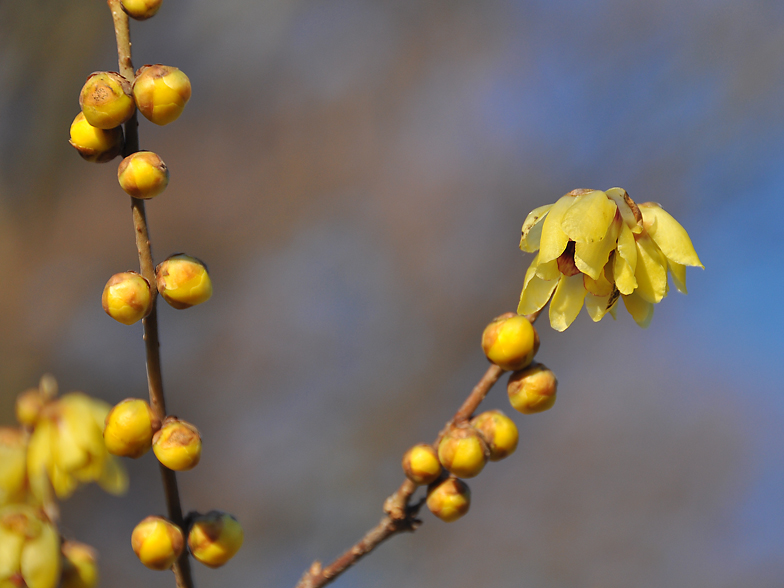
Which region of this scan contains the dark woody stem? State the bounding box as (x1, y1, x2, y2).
(295, 312, 540, 588)
(107, 2, 194, 587)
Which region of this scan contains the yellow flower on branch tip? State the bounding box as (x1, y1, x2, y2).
(518, 188, 702, 331)
(25, 380, 128, 503)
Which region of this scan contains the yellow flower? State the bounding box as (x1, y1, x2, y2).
(25, 378, 127, 503)
(0, 504, 61, 588)
(518, 188, 702, 330)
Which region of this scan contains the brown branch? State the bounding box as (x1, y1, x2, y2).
(296, 311, 542, 588)
(107, 2, 193, 587)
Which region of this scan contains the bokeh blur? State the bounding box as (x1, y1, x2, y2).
(1, 0, 783, 587)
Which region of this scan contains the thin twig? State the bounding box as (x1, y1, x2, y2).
(295, 311, 546, 588)
(107, 2, 194, 587)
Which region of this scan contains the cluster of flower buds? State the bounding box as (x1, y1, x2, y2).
(0, 376, 123, 588)
(101, 255, 212, 325)
(103, 398, 242, 569)
(399, 312, 558, 524)
(69, 62, 190, 163)
(402, 407, 520, 523)
(131, 511, 244, 571)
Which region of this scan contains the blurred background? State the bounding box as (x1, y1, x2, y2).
(1, 0, 783, 587)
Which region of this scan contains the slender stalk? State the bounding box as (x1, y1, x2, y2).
(107, 3, 194, 587)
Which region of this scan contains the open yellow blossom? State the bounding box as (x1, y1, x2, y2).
(25, 378, 127, 503)
(518, 188, 702, 331)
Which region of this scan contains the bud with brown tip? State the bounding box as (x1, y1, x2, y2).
(426, 477, 471, 522)
(156, 254, 212, 309)
(133, 65, 191, 125)
(121, 0, 162, 20)
(187, 511, 244, 568)
(152, 417, 202, 471)
(507, 363, 558, 414)
(101, 272, 154, 325)
(79, 72, 135, 129)
(117, 151, 169, 200)
(131, 516, 184, 571)
(470, 409, 518, 461)
(401, 443, 441, 485)
(104, 398, 161, 458)
(481, 313, 539, 371)
(437, 426, 488, 479)
(69, 112, 124, 163)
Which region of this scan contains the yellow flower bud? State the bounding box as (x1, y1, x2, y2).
(60, 541, 98, 588)
(437, 427, 488, 479)
(131, 516, 184, 571)
(152, 417, 201, 471)
(187, 511, 244, 568)
(117, 151, 169, 199)
(121, 0, 162, 20)
(401, 444, 441, 485)
(507, 363, 557, 414)
(103, 399, 161, 458)
(69, 112, 124, 163)
(16, 388, 45, 427)
(0, 504, 61, 588)
(470, 410, 518, 461)
(0, 428, 28, 505)
(101, 272, 154, 325)
(133, 65, 191, 125)
(79, 72, 135, 129)
(481, 313, 539, 371)
(426, 477, 470, 523)
(155, 254, 212, 309)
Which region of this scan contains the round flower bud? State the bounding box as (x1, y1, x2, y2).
(69, 112, 124, 163)
(104, 398, 161, 458)
(61, 541, 98, 588)
(426, 477, 470, 522)
(187, 511, 244, 568)
(15, 387, 45, 426)
(481, 312, 539, 371)
(507, 363, 558, 414)
(117, 151, 169, 199)
(401, 444, 441, 485)
(79, 72, 135, 129)
(133, 65, 191, 126)
(470, 410, 518, 461)
(101, 271, 154, 325)
(437, 427, 488, 479)
(152, 417, 202, 471)
(155, 254, 212, 309)
(131, 516, 184, 571)
(121, 0, 162, 20)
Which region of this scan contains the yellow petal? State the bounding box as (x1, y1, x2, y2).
(27, 422, 54, 505)
(50, 465, 77, 500)
(634, 233, 668, 303)
(0, 522, 25, 578)
(560, 190, 617, 244)
(519, 204, 553, 252)
(574, 216, 620, 280)
(638, 202, 703, 268)
(538, 195, 575, 263)
(613, 226, 638, 295)
(549, 274, 587, 331)
(668, 259, 687, 294)
(622, 292, 654, 328)
(518, 274, 559, 315)
(605, 188, 643, 234)
(97, 456, 128, 496)
(535, 258, 560, 281)
(583, 266, 613, 297)
(21, 520, 60, 588)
